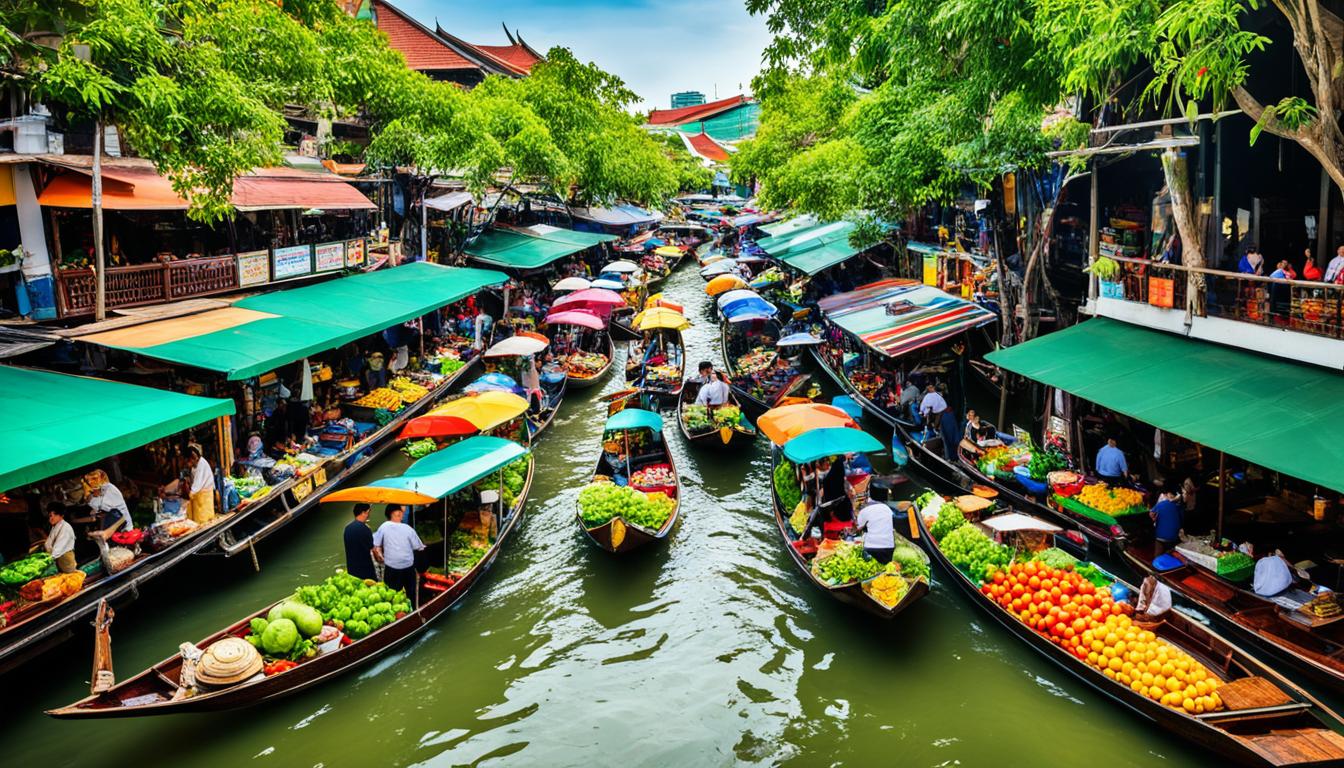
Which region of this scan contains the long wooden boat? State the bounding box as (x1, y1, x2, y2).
(769, 450, 928, 619)
(721, 320, 810, 417)
(48, 439, 533, 718)
(577, 412, 680, 554)
(1123, 541, 1344, 695)
(676, 379, 757, 449)
(217, 356, 481, 558)
(624, 329, 685, 401)
(916, 504, 1344, 767)
(560, 332, 615, 390)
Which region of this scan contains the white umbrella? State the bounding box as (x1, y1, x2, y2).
(602, 260, 641, 273)
(483, 335, 550, 358)
(591, 278, 625, 290)
(552, 276, 591, 292)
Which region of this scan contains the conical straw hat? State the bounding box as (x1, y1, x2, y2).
(196, 636, 263, 686)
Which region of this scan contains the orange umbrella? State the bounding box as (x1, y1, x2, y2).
(757, 403, 858, 446)
(706, 274, 747, 297)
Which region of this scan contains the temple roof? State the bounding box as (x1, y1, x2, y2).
(646, 95, 751, 126)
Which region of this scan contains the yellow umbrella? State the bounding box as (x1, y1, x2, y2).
(322, 486, 438, 505)
(429, 391, 529, 431)
(706, 274, 748, 297)
(653, 245, 682, 258)
(634, 306, 691, 331)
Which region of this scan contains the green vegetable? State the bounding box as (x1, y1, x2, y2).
(288, 603, 324, 638)
(929, 501, 968, 540)
(812, 541, 882, 585)
(1026, 448, 1067, 480)
(889, 542, 929, 579)
(940, 524, 1014, 582)
(1, 552, 53, 585)
(774, 460, 802, 512)
(1033, 547, 1080, 570)
(577, 482, 676, 530)
(403, 438, 437, 459)
(261, 618, 299, 655)
(249, 617, 269, 636)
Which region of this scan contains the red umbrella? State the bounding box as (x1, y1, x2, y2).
(397, 414, 479, 441)
(543, 310, 605, 330)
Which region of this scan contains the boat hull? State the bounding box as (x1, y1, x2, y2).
(576, 433, 680, 554)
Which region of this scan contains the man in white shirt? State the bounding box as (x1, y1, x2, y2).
(1324, 245, 1344, 283)
(187, 444, 216, 525)
(854, 486, 896, 563)
(694, 362, 731, 407)
(373, 504, 426, 605)
(918, 384, 948, 423)
(44, 503, 78, 573)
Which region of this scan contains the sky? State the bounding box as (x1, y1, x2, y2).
(391, 0, 773, 112)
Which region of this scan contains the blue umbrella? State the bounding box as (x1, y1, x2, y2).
(464, 373, 522, 395)
(782, 426, 883, 463)
(776, 333, 822, 347)
(830, 396, 864, 420)
(643, 238, 666, 250)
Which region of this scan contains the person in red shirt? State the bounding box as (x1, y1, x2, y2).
(1302, 248, 1323, 281)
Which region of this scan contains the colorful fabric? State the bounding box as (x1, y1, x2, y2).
(818, 279, 997, 358)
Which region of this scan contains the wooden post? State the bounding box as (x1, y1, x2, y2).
(1087, 160, 1099, 306)
(92, 119, 106, 321)
(1216, 451, 1225, 542)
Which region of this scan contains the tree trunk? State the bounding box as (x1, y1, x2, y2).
(1159, 148, 1206, 316)
(93, 119, 106, 322)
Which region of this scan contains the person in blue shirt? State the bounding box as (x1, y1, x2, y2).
(1095, 437, 1130, 482)
(1150, 485, 1184, 554)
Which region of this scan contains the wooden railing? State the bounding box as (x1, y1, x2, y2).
(57, 255, 239, 317)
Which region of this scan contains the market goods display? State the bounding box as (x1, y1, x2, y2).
(1305, 592, 1342, 619)
(774, 460, 803, 519)
(564, 352, 609, 378)
(863, 572, 909, 607)
(447, 530, 489, 574)
(812, 541, 883, 585)
(403, 438, 437, 459)
(682, 404, 743, 431)
(928, 498, 970, 540)
(0, 552, 53, 585)
(439, 357, 466, 376)
(789, 505, 809, 535)
(940, 524, 1013, 581)
(290, 571, 412, 641)
(390, 377, 429, 403)
(352, 388, 404, 411)
(1026, 449, 1067, 480)
(977, 444, 1026, 477)
(1076, 483, 1144, 514)
(630, 464, 674, 488)
(734, 347, 775, 376)
(640, 364, 681, 386)
(1032, 547, 1110, 587)
(499, 457, 528, 507)
(578, 481, 676, 531)
(232, 474, 268, 499)
(889, 541, 930, 579)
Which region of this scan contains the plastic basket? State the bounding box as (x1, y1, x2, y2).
(1099, 280, 1124, 299)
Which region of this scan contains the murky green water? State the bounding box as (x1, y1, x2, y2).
(4, 264, 1226, 767)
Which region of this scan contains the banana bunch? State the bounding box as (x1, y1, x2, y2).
(353, 388, 404, 410)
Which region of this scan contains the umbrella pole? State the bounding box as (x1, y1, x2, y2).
(1216, 451, 1225, 542)
(625, 431, 632, 479)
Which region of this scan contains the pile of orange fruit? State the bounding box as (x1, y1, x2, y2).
(980, 560, 1222, 713)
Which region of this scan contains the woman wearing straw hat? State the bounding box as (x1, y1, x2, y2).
(186, 444, 216, 525)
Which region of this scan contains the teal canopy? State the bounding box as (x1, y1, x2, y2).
(369, 436, 528, 500)
(465, 226, 616, 271)
(0, 366, 234, 493)
(756, 220, 869, 275)
(605, 408, 663, 433)
(782, 426, 882, 463)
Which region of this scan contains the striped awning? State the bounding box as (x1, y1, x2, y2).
(818, 279, 996, 357)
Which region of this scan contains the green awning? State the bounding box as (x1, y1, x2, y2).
(80, 262, 505, 380)
(756, 220, 868, 275)
(465, 225, 615, 270)
(985, 318, 1344, 494)
(757, 215, 818, 238)
(0, 366, 234, 493)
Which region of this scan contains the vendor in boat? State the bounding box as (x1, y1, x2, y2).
(813, 456, 854, 526)
(1150, 484, 1184, 554)
(44, 503, 78, 574)
(343, 503, 377, 581)
(1135, 575, 1172, 619)
(1095, 437, 1132, 484)
(919, 384, 960, 461)
(853, 485, 894, 564)
(373, 504, 426, 607)
(695, 364, 731, 408)
(364, 350, 388, 391)
(74, 470, 131, 542)
(186, 444, 216, 526)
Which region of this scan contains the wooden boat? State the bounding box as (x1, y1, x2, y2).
(624, 327, 685, 400)
(953, 423, 1134, 555)
(721, 319, 810, 417)
(577, 409, 680, 553)
(676, 379, 757, 449)
(1123, 541, 1344, 695)
(916, 504, 1344, 767)
(216, 355, 482, 558)
(559, 332, 615, 390)
(770, 449, 929, 619)
(48, 437, 533, 718)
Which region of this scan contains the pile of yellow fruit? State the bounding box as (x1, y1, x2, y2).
(390, 377, 429, 403)
(864, 573, 909, 608)
(1077, 483, 1144, 514)
(1084, 612, 1222, 713)
(353, 388, 404, 410)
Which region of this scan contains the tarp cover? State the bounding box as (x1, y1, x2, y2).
(985, 317, 1344, 494)
(0, 366, 233, 492)
(80, 262, 505, 380)
(819, 279, 996, 358)
(465, 225, 615, 270)
(756, 219, 867, 275)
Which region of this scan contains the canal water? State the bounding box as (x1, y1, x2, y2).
(4, 263, 1215, 767)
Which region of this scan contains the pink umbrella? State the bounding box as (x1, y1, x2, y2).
(544, 310, 606, 330)
(551, 288, 626, 317)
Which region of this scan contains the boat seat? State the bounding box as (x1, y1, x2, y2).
(1196, 701, 1312, 722)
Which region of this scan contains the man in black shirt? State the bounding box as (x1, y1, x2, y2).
(343, 503, 376, 580)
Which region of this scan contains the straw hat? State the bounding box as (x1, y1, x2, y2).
(196, 636, 263, 686)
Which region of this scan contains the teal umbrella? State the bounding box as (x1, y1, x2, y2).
(605, 407, 663, 432)
(782, 427, 882, 463)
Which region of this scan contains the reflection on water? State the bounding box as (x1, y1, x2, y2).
(2, 262, 1208, 768)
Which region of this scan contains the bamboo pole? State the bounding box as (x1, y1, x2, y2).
(1216, 451, 1226, 542)
(93, 119, 106, 321)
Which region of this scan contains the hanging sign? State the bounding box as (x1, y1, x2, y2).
(237, 250, 270, 287)
(314, 241, 345, 272)
(1148, 276, 1174, 308)
(272, 244, 312, 280)
(345, 238, 366, 267)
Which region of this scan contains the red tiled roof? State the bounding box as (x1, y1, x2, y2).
(373, 0, 476, 71)
(474, 44, 542, 75)
(647, 95, 749, 126)
(686, 132, 730, 162)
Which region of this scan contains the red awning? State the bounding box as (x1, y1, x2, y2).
(37, 164, 375, 212)
(232, 169, 376, 211)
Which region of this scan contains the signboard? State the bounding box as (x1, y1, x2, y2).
(237, 249, 270, 287)
(272, 244, 312, 280)
(1148, 276, 1175, 308)
(344, 238, 366, 268)
(314, 241, 345, 272)
(921, 252, 938, 286)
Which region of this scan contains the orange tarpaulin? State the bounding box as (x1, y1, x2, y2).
(757, 403, 858, 446)
(37, 165, 376, 211)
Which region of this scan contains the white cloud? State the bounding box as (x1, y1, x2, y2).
(391, 0, 771, 111)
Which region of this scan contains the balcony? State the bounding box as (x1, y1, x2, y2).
(1085, 255, 1344, 369)
(56, 256, 240, 317)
